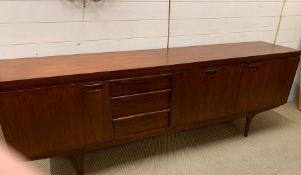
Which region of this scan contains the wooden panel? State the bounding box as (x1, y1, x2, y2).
(111, 90, 171, 118)
(113, 110, 170, 137)
(238, 58, 300, 113)
(110, 74, 172, 97)
(0, 42, 300, 88)
(171, 65, 243, 127)
(0, 81, 113, 158)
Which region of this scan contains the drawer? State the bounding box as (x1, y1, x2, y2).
(113, 110, 170, 137)
(111, 89, 171, 118)
(110, 74, 172, 97)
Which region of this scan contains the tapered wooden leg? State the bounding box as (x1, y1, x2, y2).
(70, 154, 85, 175)
(244, 114, 255, 137)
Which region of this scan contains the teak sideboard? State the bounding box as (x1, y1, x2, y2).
(0, 42, 300, 175)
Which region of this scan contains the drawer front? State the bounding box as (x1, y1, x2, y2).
(111, 90, 171, 118)
(113, 110, 170, 137)
(110, 74, 172, 97)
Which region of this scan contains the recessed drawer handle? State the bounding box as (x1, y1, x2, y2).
(114, 94, 161, 101)
(205, 69, 218, 76)
(117, 79, 155, 85)
(85, 83, 103, 93)
(116, 96, 144, 101)
(249, 64, 260, 72)
(112, 74, 171, 85)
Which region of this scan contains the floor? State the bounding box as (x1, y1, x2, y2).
(1, 103, 301, 175)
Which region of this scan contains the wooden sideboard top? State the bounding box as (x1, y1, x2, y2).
(0, 41, 300, 89)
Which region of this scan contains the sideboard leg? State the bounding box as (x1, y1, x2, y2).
(244, 114, 255, 137)
(70, 154, 85, 175)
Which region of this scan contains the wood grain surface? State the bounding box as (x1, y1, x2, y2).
(0, 42, 300, 90)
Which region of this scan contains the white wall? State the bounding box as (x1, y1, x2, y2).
(169, 0, 282, 46)
(276, 0, 301, 101)
(0, 0, 300, 101)
(0, 0, 169, 59)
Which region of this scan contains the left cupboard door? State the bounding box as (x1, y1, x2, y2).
(0, 81, 113, 159)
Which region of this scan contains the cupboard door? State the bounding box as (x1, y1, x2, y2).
(0, 81, 113, 158)
(172, 66, 243, 127)
(238, 58, 300, 113)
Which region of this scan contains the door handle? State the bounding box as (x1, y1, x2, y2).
(205, 69, 218, 76)
(84, 83, 103, 93)
(249, 64, 260, 72)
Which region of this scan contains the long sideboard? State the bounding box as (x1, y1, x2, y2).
(0, 42, 300, 175)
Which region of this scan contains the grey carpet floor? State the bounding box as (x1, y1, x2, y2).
(1, 102, 301, 175)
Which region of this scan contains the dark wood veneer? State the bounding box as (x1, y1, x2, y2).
(0, 81, 113, 159)
(0, 41, 299, 90)
(111, 89, 171, 118)
(238, 58, 300, 113)
(113, 110, 170, 137)
(110, 74, 172, 97)
(171, 65, 243, 127)
(0, 42, 300, 175)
